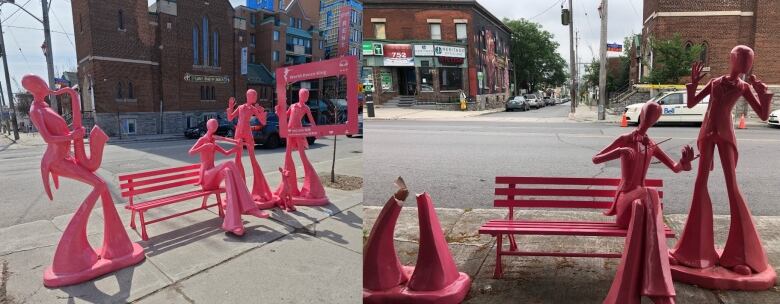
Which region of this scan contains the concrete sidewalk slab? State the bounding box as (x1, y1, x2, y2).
(312, 205, 363, 253)
(0, 220, 61, 256)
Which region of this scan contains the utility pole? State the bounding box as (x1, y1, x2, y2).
(0, 10, 19, 140)
(0, 64, 6, 134)
(40, 0, 57, 113)
(567, 0, 577, 116)
(597, 0, 608, 120)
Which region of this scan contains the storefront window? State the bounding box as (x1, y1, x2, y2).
(439, 68, 462, 91)
(419, 68, 434, 92)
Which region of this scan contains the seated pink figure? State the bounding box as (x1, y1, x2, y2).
(593, 102, 694, 304)
(276, 167, 296, 212)
(274, 88, 329, 205)
(24, 74, 144, 287)
(189, 119, 269, 236)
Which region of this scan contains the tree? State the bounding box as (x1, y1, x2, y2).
(647, 34, 702, 84)
(504, 18, 568, 94)
(14, 92, 33, 117)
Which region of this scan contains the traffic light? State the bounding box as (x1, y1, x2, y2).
(561, 8, 571, 26)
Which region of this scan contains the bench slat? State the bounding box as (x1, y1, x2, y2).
(125, 189, 220, 211)
(495, 199, 613, 209)
(495, 176, 663, 187)
(496, 188, 618, 198)
(119, 164, 200, 181)
(121, 178, 201, 197)
(120, 171, 200, 190)
(479, 221, 675, 238)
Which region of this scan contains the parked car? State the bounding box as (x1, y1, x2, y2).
(524, 94, 541, 108)
(184, 117, 234, 139)
(543, 96, 555, 106)
(347, 110, 364, 138)
(624, 91, 709, 125)
(768, 109, 780, 127)
(506, 96, 530, 112)
(250, 111, 316, 149)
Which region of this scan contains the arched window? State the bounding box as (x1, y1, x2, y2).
(205, 86, 210, 100)
(202, 17, 209, 66)
(128, 82, 134, 99)
(684, 41, 693, 52)
(700, 41, 709, 64)
(118, 10, 124, 30)
(193, 25, 200, 65)
(200, 86, 205, 100)
(212, 31, 219, 66)
(116, 82, 123, 99)
(211, 86, 216, 100)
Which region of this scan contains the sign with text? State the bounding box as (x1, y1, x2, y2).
(184, 73, 230, 83)
(434, 45, 466, 58)
(247, 0, 274, 12)
(362, 42, 374, 55)
(240, 47, 248, 75)
(337, 6, 352, 57)
(607, 43, 623, 52)
(414, 45, 435, 56)
(276, 56, 359, 138)
(383, 44, 413, 66)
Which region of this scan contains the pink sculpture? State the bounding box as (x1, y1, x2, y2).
(669, 45, 776, 290)
(189, 119, 269, 236)
(226, 89, 279, 208)
(24, 74, 144, 287)
(363, 178, 471, 303)
(274, 88, 329, 206)
(593, 101, 694, 304)
(276, 167, 297, 212)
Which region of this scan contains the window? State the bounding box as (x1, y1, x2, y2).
(193, 26, 199, 65)
(456, 23, 467, 43)
(273, 30, 279, 41)
(200, 86, 206, 100)
(213, 32, 219, 66)
(250, 33, 256, 45)
(430, 23, 441, 40)
(273, 51, 279, 62)
(202, 17, 209, 66)
(250, 14, 256, 25)
(278, 0, 284, 10)
(250, 52, 255, 63)
(439, 68, 462, 91)
(118, 10, 124, 30)
(319, 40, 323, 49)
(79, 15, 83, 33)
(128, 82, 134, 99)
(660, 93, 683, 105)
(297, 19, 302, 29)
(700, 41, 709, 64)
(374, 23, 386, 39)
(211, 86, 216, 100)
(121, 118, 137, 135)
(420, 68, 434, 92)
(116, 82, 123, 99)
(204, 86, 210, 100)
(290, 17, 295, 27)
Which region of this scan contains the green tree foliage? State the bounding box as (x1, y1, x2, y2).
(14, 93, 33, 117)
(504, 18, 568, 93)
(647, 34, 702, 84)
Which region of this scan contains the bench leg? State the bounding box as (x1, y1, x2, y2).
(508, 234, 518, 252)
(215, 193, 224, 218)
(201, 195, 208, 209)
(494, 233, 504, 279)
(129, 210, 136, 229)
(138, 211, 149, 241)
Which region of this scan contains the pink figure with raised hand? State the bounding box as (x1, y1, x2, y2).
(189, 119, 269, 236)
(25, 74, 144, 287)
(593, 101, 694, 304)
(670, 45, 776, 290)
(226, 89, 279, 207)
(275, 88, 329, 205)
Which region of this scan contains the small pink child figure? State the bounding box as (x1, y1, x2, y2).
(276, 167, 296, 212)
(189, 119, 269, 236)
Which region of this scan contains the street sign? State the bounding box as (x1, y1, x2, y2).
(607, 43, 622, 52)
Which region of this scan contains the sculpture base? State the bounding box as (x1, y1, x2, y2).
(363, 266, 471, 304)
(670, 264, 776, 291)
(292, 196, 330, 206)
(43, 243, 145, 288)
(254, 196, 282, 210)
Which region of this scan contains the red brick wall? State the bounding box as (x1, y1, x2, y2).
(363, 8, 471, 41)
(752, 0, 780, 82)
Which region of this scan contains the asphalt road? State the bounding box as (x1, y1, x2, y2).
(364, 104, 780, 216)
(0, 135, 362, 228)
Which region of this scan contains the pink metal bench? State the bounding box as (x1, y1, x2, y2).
(119, 164, 224, 241)
(478, 176, 675, 278)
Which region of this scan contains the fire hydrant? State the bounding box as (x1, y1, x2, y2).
(460, 95, 467, 111)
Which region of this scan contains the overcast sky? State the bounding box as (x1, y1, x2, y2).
(0, 0, 640, 102)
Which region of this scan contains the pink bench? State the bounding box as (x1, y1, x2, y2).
(478, 176, 675, 278)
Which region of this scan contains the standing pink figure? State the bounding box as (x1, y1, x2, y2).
(226, 89, 279, 207)
(189, 119, 269, 236)
(274, 88, 329, 205)
(24, 74, 144, 287)
(670, 45, 775, 290)
(593, 102, 694, 304)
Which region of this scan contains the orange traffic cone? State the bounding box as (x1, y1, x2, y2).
(738, 113, 746, 129)
(620, 113, 628, 127)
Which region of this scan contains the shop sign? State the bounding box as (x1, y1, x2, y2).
(477, 71, 484, 89)
(380, 71, 392, 91)
(337, 5, 352, 57)
(437, 56, 464, 65)
(434, 45, 466, 58)
(414, 45, 434, 56)
(240, 47, 248, 75)
(383, 44, 413, 66)
(362, 42, 374, 55)
(184, 73, 230, 83)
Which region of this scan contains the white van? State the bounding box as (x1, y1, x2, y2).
(624, 91, 709, 124)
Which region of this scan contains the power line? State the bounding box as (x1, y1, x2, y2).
(3, 24, 72, 36)
(528, 0, 565, 21)
(49, 3, 75, 48)
(2, 0, 34, 24)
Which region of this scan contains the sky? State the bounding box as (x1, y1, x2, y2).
(0, 0, 641, 106)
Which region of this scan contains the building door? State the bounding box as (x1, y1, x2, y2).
(397, 67, 417, 96)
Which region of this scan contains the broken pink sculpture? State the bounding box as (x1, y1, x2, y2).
(670, 45, 776, 290)
(593, 101, 694, 304)
(274, 88, 329, 206)
(189, 119, 269, 236)
(25, 74, 145, 287)
(363, 178, 471, 303)
(226, 89, 279, 208)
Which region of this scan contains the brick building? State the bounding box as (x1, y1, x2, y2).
(639, 0, 780, 86)
(362, 0, 511, 109)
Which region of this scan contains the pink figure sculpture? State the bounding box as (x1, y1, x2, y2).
(24, 74, 144, 287)
(226, 89, 279, 207)
(593, 101, 694, 304)
(669, 45, 776, 290)
(363, 178, 471, 303)
(274, 88, 329, 206)
(276, 167, 296, 212)
(189, 119, 269, 236)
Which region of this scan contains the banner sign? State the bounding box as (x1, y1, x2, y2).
(276, 56, 359, 137)
(383, 44, 413, 66)
(338, 6, 352, 57)
(184, 73, 230, 83)
(437, 56, 464, 65)
(414, 45, 434, 56)
(247, 0, 274, 12)
(240, 47, 248, 75)
(607, 43, 623, 52)
(434, 45, 466, 58)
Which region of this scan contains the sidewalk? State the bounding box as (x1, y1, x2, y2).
(0, 157, 363, 303)
(362, 206, 780, 303)
(365, 106, 505, 120)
